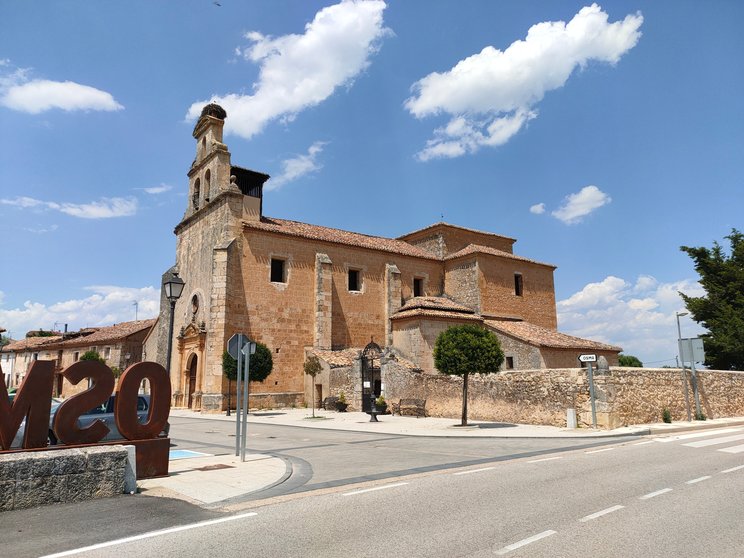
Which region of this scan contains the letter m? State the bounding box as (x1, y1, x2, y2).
(0, 360, 54, 450)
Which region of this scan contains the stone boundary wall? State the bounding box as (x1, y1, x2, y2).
(0, 446, 128, 512)
(381, 365, 744, 428)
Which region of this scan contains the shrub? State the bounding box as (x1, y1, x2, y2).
(662, 408, 672, 423)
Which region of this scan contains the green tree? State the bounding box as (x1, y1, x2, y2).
(80, 350, 104, 362)
(222, 342, 273, 414)
(680, 229, 744, 370)
(433, 325, 504, 426)
(303, 355, 322, 418)
(618, 354, 643, 367)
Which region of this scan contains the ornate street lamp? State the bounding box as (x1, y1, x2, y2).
(164, 272, 185, 377)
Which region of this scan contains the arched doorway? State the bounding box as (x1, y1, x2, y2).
(361, 341, 383, 412)
(187, 355, 198, 408)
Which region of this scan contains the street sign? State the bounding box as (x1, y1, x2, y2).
(679, 337, 705, 364)
(227, 333, 249, 360)
(578, 354, 597, 363)
(241, 342, 256, 356)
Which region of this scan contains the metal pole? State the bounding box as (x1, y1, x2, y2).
(166, 300, 176, 376)
(234, 334, 243, 456)
(587, 362, 597, 429)
(240, 348, 250, 461)
(690, 358, 702, 419)
(676, 313, 691, 420)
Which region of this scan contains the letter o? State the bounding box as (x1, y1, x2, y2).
(115, 362, 171, 440)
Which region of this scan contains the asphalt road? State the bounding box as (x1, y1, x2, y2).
(9, 422, 744, 557)
(55, 426, 744, 557)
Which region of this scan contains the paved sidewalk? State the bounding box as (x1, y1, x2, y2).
(147, 408, 744, 508)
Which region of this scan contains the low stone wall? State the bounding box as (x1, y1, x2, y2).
(381, 365, 744, 428)
(0, 446, 128, 512)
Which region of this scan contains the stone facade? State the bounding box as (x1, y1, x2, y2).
(0, 446, 128, 511)
(154, 104, 621, 413)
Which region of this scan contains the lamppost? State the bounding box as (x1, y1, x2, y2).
(163, 272, 185, 378)
(676, 311, 692, 421)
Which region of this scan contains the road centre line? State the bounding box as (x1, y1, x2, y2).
(683, 433, 744, 448)
(526, 456, 563, 464)
(721, 464, 744, 474)
(342, 482, 409, 496)
(40, 512, 259, 558)
(718, 444, 744, 454)
(585, 447, 615, 454)
(453, 467, 496, 476)
(655, 427, 743, 442)
(579, 505, 624, 522)
(495, 530, 557, 555)
(640, 488, 672, 500)
(686, 475, 711, 484)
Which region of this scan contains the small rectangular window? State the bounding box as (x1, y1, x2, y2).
(104, 347, 111, 359)
(413, 277, 423, 297)
(514, 273, 523, 297)
(348, 269, 361, 292)
(270, 258, 286, 283)
(505, 356, 514, 370)
(73, 352, 79, 362)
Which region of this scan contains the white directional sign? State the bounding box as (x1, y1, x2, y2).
(578, 354, 597, 363)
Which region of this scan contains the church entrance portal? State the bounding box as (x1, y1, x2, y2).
(187, 356, 197, 408)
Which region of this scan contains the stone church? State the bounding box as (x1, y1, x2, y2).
(149, 104, 620, 412)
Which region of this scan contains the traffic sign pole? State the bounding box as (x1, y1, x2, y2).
(579, 354, 598, 429)
(234, 333, 243, 456)
(241, 346, 250, 462)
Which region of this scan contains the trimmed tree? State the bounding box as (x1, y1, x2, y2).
(618, 354, 643, 367)
(304, 355, 322, 418)
(433, 324, 504, 426)
(80, 350, 104, 363)
(222, 342, 273, 415)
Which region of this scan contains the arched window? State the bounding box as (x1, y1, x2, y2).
(193, 178, 200, 210)
(204, 169, 211, 201)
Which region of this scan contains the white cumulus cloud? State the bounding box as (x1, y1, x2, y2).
(551, 185, 611, 224)
(139, 184, 173, 195)
(558, 275, 706, 366)
(1, 196, 138, 219)
(186, 0, 391, 139)
(530, 203, 546, 215)
(266, 141, 328, 191)
(406, 4, 642, 160)
(0, 286, 159, 339)
(0, 61, 123, 114)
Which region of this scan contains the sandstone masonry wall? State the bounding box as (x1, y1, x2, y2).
(0, 446, 127, 512)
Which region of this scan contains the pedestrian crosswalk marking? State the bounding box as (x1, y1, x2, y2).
(655, 427, 743, 443)
(683, 433, 744, 448)
(719, 443, 744, 454)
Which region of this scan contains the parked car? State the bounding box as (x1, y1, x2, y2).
(10, 394, 169, 448)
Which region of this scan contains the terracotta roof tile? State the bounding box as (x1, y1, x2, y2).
(242, 217, 440, 260)
(56, 319, 156, 347)
(310, 348, 360, 368)
(397, 296, 475, 314)
(392, 309, 484, 322)
(2, 335, 62, 352)
(445, 244, 556, 268)
(485, 320, 622, 351)
(398, 221, 516, 243)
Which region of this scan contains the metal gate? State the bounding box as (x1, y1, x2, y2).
(361, 341, 382, 412)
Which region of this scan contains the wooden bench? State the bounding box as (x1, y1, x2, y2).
(392, 398, 426, 418)
(322, 396, 339, 411)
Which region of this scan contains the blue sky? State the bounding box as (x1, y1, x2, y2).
(1, 1, 742, 366)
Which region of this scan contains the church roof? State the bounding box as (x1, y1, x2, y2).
(397, 221, 516, 244)
(445, 244, 556, 269)
(392, 296, 482, 322)
(485, 320, 622, 351)
(243, 217, 439, 260)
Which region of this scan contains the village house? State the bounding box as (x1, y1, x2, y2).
(1, 320, 155, 396)
(148, 104, 621, 413)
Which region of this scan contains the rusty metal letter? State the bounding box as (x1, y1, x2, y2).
(115, 361, 171, 440)
(53, 360, 115, 445)
(0, 360, 54, 450)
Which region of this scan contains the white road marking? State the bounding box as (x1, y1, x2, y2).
(633, 440, 655, 446)
(683, 433, 744, 448)
(585, 447, 615, 454)
(453, 467, 496, 476)
(342, 482, 409, 496)
(526, 456, 563, 464)
(719, 444, 744, 454)
(721, 464, 744, 474)
(495, 530, 557, 555)
(655, 427, 743, 442)
(686, 475, 712, 484)
(640, 488, 672, 500)
(40, 512, 258, 558)
(579, 505, 624, 522)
